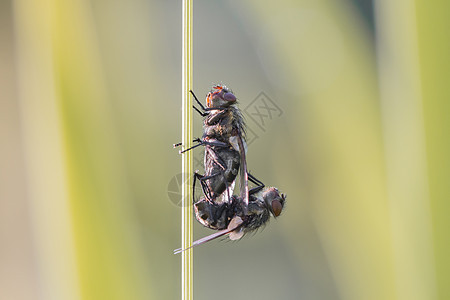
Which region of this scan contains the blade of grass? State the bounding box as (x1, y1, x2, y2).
(182, 0, 193, 299)
(13, 0, 80, 298)
(375, 0, 437, 299)
(415, 0, 450, 298)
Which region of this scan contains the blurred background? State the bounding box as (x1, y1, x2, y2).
(1, 0, 448, 299)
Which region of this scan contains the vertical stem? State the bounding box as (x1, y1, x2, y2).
(182, 0, 193, 300)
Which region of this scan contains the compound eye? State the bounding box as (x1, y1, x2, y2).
(271, 200, 283, 217)
(223, 92, 236, 102)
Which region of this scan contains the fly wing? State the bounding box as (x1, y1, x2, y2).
(229, 132, 248, 208)
(236, 132, 249, 207)
(173, 217, 244, 254)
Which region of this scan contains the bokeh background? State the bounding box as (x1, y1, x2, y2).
(1, 0, 449, 299)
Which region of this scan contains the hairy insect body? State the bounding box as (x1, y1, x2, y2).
(203, 106, 245, 146)
(194, 187, 286, 236)
(194, 85, 247, 203)
(203, 146, 240, 202)
(173, 85, 286, 253)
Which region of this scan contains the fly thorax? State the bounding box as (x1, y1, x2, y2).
(247, 199, 266, 216)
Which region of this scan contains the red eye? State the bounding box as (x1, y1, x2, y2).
(223, 92, 236, 102)
(272, 200, 283, 217)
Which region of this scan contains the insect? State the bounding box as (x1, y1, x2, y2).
(174, 138, 240, 202)
(173, 85, 286, 254)
(196, 146, 240, 202)
(174, 178, 286, 254)
(175, 85, 249, 205)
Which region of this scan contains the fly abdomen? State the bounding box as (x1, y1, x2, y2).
(194, 197, 235, 230)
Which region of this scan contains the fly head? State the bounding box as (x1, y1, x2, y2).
(206, 85, 237, 108)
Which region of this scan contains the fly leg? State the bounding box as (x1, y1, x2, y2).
(176, 138, 229, 154)
(193, 171, 211, 203)
(196, 140, 228, 149)
(248, 173, 265, 195)
(193, 106, 208, 117)
(173, 138, 203, 150)
(190, 90, 226, 115)
(192, 171, 199, 203)
(205, 146, 227, 171)
(190, 90, 207, 112)
(199, 170, 232, 204)
(194, 170, 226, 203)
(205, 147, 233, 203)
(195, 147, 231, 202)
(194, 171, 214, 202)
(204, 109, 228, 125)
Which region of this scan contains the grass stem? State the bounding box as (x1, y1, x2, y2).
(181, 0, 193, 299)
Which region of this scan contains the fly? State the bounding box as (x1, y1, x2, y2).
(174, 176, 286, 254)
(173, 85, 286, 254)
(174, 85, 249, 205)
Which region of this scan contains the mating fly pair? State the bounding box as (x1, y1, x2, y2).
(174, 85, 286, 253)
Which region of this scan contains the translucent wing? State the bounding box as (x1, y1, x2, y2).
(236, 131, 249, 207)
(173, 217, 244, 254)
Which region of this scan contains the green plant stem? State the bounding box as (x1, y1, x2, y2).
(181, 0, 193, 299)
